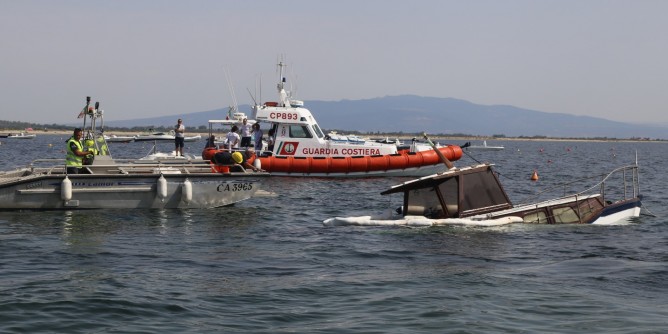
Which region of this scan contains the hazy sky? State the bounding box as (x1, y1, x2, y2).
(2, 0, 667, 125)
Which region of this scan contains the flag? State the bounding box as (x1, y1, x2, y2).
(77, 106, 86, 118)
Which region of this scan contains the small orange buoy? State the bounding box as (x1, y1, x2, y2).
(531, 170, 539, 181)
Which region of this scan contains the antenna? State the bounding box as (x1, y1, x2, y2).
(277, 55, 287, 91)
(246, 87, 258, 106)
(224, 66, 238, 115)
(289, 62, 298, 99)
(246, 74, 261, 107)
(276, 56, 290, 106)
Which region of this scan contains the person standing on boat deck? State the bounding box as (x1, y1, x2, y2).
(65, 128, 93, 174)
(225, 125, 240, 150)
(204, 135, 217, 149)
(240, 118, 252, 148)
(174, 118, 185, 156)
(252, 123, 263, 152)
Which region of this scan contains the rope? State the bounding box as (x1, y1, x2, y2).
(462, 150, 518, 181)
(640, 205, 658, 217)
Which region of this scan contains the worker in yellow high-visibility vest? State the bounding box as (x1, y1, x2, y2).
(65, 128, 93, 174)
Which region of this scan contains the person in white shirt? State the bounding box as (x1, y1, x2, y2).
(239, 118, 252, 148)
(225, 125, 240, 149)
(174, 118, 185, 156)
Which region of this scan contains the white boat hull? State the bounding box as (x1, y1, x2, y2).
(134, 135, 175, 141)
(464, 141, 504, 151)
(134, 135, 201, 142)
(590, 203, 642, 225)
(7, 134, 36, 139)
(465, 146, 503, 151)
(105, 135, 135, 143)
(0, 169, 264, 209)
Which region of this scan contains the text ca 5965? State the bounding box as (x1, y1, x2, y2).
(217, 183, 253, 192)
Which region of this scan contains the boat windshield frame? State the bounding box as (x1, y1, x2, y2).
(383, 164, 513, 218)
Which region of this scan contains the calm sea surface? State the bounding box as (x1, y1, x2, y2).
(1, 135, 666, 333)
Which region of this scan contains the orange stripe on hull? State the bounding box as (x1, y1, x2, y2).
(202, 146, 463, 175)
(260, 146, 462, 174)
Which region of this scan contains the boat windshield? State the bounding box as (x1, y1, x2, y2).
(289, 125, 313, 138)
(312, 124, 325, 139)
(460, 169, 510, 213)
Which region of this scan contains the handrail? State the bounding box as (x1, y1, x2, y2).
(516, 164, 639, 206)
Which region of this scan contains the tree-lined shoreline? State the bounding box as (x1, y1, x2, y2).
(0, 120, 663, 142)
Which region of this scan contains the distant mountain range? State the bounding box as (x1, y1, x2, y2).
(103, 95, 668, 139)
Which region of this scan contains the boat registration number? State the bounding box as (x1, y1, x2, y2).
(25, 181, 43, 189)
(217, 182, 254, 192)
(269, 112, 298, 120)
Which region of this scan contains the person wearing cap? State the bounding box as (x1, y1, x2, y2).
(212, 151, 261, 172)
(240, 118, 252, 148)
(174, 118, 185, 156)
(65, 128, 93, 174)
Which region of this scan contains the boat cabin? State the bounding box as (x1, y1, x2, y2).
(382, 164, 513, 219)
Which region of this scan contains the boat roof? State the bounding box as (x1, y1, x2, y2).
(208, 119, 256, 125)
(381, 164, 494, 195)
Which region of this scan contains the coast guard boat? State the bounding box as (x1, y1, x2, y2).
(202, 61, 463, 177)
(0, 97, 267, 210)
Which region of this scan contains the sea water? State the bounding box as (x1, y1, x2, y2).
(0, 135, 666, 333)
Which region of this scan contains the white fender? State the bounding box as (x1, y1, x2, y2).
(157, 175, 168, 200)
(253, 157, 261, 170)
(181, 178, 192, 203)
(61, 176, 72, 201)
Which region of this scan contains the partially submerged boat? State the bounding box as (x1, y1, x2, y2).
(202, 61, 463, 177)
(324, 160, 642, 227)
(0, 97, 267, 210)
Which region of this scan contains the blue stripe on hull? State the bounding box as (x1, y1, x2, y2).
(599, 197, 642, 218)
